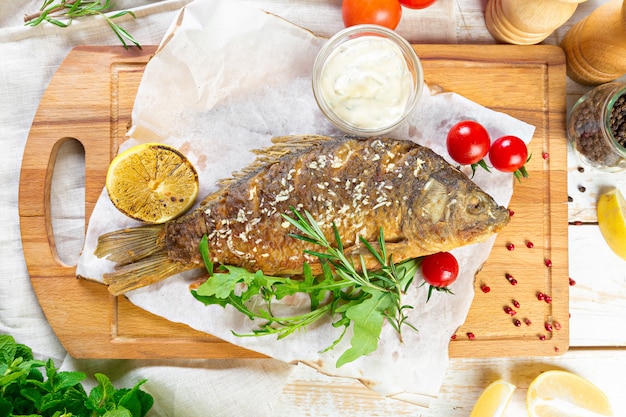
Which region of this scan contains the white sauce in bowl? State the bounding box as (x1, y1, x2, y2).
(318, 36, 413, 130)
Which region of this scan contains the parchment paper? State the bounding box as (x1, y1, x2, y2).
(76, 0, 535, 405)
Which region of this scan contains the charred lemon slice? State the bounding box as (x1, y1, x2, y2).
(105, 143, 198, 224)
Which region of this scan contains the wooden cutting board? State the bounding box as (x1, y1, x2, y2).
(19, 44, 568, 359)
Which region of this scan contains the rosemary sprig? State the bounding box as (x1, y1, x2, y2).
(24, 0, 140, 49)
(192, 207, 420, 367)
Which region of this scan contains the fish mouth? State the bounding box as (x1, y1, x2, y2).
(491, 205, 511, 231)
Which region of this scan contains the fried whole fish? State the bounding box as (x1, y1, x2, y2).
(95, 135, 510, 295)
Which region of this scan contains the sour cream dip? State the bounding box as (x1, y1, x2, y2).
(319, 36, 413, 130)
(312, 25, 423, 136)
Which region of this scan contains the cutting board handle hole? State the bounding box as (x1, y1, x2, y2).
(49, 138, 85, 266)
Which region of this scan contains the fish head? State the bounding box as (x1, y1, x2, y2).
(450, 182, 511, 242)
(411, 173, 510, 249)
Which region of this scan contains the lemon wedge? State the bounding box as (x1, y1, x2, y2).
(469, 379, 516, 417)
(597, 187, 626, 260)
(105, 143, 198, 224)
(526, 370, 613, 417)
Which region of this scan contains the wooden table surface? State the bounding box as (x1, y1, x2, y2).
(274, 1, 626, 416)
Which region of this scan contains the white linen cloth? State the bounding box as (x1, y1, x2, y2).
(0, 1, 461, 416)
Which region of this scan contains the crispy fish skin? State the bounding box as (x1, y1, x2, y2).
(95, 135, 510, 295)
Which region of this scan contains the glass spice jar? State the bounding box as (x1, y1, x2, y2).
(567, 82, 626, 172)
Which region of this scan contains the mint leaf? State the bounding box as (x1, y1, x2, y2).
(39, 392, 67, 412)
(0, 335, 17, 365)
(102, 408, 133, 417)
(116, 380, 153, 417)
(51, 371, 86, 392)
(0, 334, 154, 417)
(88, 373, 116, 412)
(0, 396, 12, 417)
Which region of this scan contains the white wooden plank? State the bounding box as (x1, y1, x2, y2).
(454, 0, 495, 43)
(276, 349, 626, 417)
(425, 349, 626, 417)
(568, 225, 626, 346)
(567, 146, 626, 223)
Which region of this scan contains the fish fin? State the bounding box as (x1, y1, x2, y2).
(217, 134, 338, 188)
(94, 224, 190, 295)
(94, 225, 165, 265)
(103, 253, 189, 296)
(267, 134, 337, 150)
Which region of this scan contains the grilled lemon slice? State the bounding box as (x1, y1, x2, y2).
(105, 143, 198, 224)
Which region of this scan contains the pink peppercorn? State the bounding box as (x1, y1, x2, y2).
(545, 322, 553, 332)
(505, 273, 518, 285)
(545, 259, 552, 267)
(526, 240, 534, 248)
(481, 284, 491, 293)
(512, 299, 520, 308)
(569, 277, 576, 286)
(504, 306, 516, 316)
(467, 332, 475, 340)
(506, 243, 515, 251)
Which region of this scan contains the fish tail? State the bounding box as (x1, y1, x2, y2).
(94, 225, 189, 296)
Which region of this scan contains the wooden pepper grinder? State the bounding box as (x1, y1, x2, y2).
(561, 0, 626, 85)
(485, 0, 587, 45)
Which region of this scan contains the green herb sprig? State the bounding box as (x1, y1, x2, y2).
(192, 208, 420, 367)
(0, 334, 153, 417)
(24, 0, 140, 49)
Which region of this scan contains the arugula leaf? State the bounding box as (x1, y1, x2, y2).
(336, 289, 394, 367)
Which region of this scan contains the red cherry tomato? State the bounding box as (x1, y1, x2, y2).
(446, 120, 491, 166)
(399, 0, 437, 9)
(420, 252, 459, 288)
(342, 0, 403, 30)
(489, 135, 529, 177)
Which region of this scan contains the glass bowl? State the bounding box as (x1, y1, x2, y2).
(312, 24, 424, 137)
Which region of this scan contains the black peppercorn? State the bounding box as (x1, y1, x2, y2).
(567, 82, 626, 171)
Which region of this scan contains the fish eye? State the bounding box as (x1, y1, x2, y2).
(467, 193, 486, 215)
